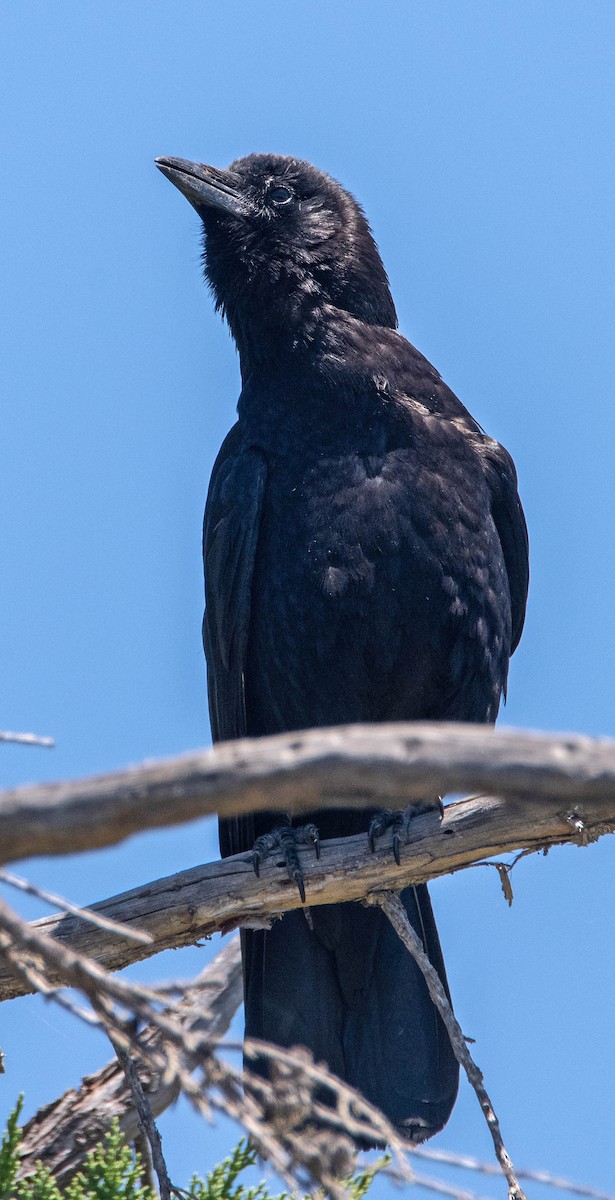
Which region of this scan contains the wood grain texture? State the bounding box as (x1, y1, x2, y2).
(1, 723, 615, 865)
(17, 937, 242, 1183)
(1, 783, 612, 1003)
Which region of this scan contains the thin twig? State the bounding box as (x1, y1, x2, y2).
(0, 929, 101, 1028)
(0, 730, 54, 747)
(0, 894, 337, 1195)
(411, 1178, 485, 1200)
(414, 1146, 615, 1200)
(242, 1038, 413, 1175)
(386, 1164, 489, 1200)
(0, 895, 187, 1037)
(374, 891, 526, 1200)
(0, 870, 153, 945)
(110, 1030, 173, 1200)
(3, 872, 609, 1200)
(18, 938, 243, 1184)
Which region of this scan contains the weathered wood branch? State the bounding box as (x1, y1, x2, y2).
(4, 724, 612, 1198)
(1, 785, 612, 1003)
(0, 730, 54, 747)
(1, 723, 614, 866)
(18, 937, 242, 1185)
(376, 892, 525, 1200)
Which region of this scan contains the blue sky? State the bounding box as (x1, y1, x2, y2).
(1, 2, 614, 1195)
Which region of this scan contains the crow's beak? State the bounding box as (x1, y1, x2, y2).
(155, 156, 247, 217)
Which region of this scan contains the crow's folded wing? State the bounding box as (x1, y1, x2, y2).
(398, 337, 529, 656)
(482, 439, 529, 654)
(202, 423, 267, 857)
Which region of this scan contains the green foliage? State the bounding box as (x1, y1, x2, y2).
(61, 1121, 155, 1200)
(0, 1095, 24, 1199)
(0, 1104, 154, 1200)
(0, 1100, 385, 1200)
(185, 1138, 288, 1199)
(343, 1156, 389, 1200)
(184, 1139, 389, 1200)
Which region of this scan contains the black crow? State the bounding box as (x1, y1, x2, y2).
(156, 152, 529, 1140)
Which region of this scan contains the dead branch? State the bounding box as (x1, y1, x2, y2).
(0, 779, 612, 1003)
(375, 892, 524, 1200)
(0, 723, 614, 864)
(11, 893, 611, 1200)
(1, 722, 611, 1196)
(0, 869, 152, 945)
(0, 730, 54, 747)
(3, 890, 402, 1199)
(18, 937, 242, 1183)
(109, 1032, 174, 1200)
(413, 1147, 615, 1200)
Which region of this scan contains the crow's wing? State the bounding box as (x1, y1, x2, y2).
(202, 422, 267, 857)
(481, 439, 529, 654)
(397, 338, 529, 656)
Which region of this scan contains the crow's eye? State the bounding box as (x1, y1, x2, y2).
(268, 185, 293, 205)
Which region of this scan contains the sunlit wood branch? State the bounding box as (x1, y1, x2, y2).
(0, 779, 612, 1003)
(0, 723, 614, 865)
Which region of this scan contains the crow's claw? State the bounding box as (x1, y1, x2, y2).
(251, 821, 320, 902)
(293, 870, 306, 904)
(368, 799, 443, 864)
(368, 810, 392, 852)
(393, 832, 402, 867)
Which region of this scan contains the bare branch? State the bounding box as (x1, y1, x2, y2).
(1, 892, 380, 1200)
(404, 1176, 488, 1200)
(2, 720, 610, 1190)
(0, 778, 612, 1003)
(0, 730, 54, 747)
(109, 1032, 174, 1200)
(375, 892, 525, 1200)
(18, 938, 242, 1183)
(0, 926, 100, 1029)
(414, 1147, 615, 1200)
(0, 723, 614, 864)
(0, 869, 152, 945)
(3, 724, 611, 1196)
(11, 894, 609, 1200)
(0, 887, 472, 1197)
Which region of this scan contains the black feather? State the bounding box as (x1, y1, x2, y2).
(159, 151, 529, 1140)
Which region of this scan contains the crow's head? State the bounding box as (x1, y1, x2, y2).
(156, 153, 397, 361)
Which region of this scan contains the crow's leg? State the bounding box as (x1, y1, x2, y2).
(368, 799, 443, 865)
(252, 818, 320, 902)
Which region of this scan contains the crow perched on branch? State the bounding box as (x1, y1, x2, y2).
(156, 152, 529, 1140)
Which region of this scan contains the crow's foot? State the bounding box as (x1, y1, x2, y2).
(368, 799, 443, 865)
(252, 822, 320, 903)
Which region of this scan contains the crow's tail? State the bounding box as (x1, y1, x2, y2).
(242, 884, 459, 1141)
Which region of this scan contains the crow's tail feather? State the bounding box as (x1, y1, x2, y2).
(242, 884, 459, 1141)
